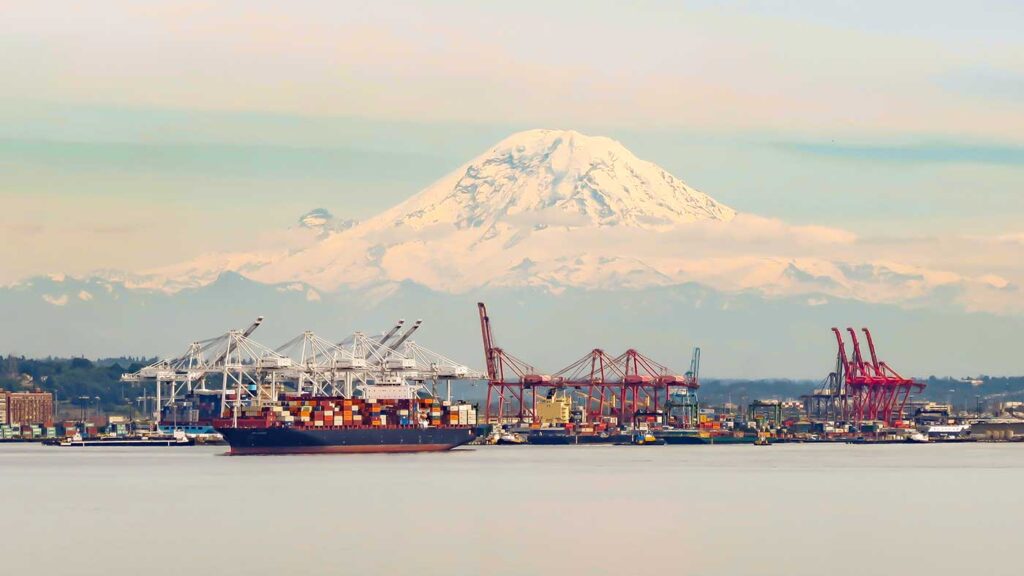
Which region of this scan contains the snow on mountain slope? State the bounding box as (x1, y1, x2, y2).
(120, 251, 285, 293)
(367, 129, 735, 235)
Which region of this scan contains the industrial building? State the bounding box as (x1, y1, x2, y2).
(969, 419, 1024, 440)
(1, 390, 54, 425)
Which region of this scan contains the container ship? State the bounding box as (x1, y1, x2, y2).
(214, 395, 478, 455)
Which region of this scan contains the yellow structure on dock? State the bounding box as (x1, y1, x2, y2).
(535, 394, 571, 425)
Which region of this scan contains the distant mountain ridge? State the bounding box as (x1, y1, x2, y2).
(3, 271, 1022, 377)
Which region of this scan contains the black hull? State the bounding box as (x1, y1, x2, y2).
(216, 426, 478, 455)
(59, 439, 195, 447)
(654, 431, 757, 445)
(525, 431, 632, 445)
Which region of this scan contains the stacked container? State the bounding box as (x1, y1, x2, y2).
(221, 396, 478, 430)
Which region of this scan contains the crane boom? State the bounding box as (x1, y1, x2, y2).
(212, 316, 263, 365)
(478, 302, 498, 381)
(377, 320, 405, 348)
(846, 327, 868, 377)
(861, 327, 882, 375)
(360, 319, 405, 354)
(242, 316, 264, 338)
(390, 319, 423, 349)
(687, 347, 701, 386)
(831, 327, 851, 375)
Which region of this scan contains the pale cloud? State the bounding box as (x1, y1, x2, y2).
(1, 2, 1021, 140)
(989, 233, 1024, 245)
(42, 294, 69, 306)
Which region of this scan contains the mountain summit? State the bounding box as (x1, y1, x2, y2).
(368, 129, 735, 236)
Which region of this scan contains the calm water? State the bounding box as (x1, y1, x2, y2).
(1, 443, 1021, 575)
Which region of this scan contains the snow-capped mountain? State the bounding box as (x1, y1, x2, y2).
(88, 128, 1006, 310)
(5, 128, 1021, 373)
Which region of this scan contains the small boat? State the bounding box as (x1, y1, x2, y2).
(483, 428, 526, 445)
(496, 431, 527, 445)
(906, 431, 929, 443)
(754, 434, 771, 446)
(56, 430, 194, 447)
(615, 432, 666, 446)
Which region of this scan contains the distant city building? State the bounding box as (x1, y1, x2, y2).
(1, 389, 54, 425)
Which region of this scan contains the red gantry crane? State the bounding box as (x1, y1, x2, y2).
(478, 302, 550, 423)
(829, 327, 924, 426)
(478, 302, 697, 426)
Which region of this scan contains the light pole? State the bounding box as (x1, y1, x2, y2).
(77, 395, 90, 422)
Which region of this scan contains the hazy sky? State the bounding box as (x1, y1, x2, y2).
(1, 0, 1023, 283)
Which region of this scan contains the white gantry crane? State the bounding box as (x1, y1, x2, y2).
(121, 316, 485, 424)
(119, 340, 210, 420)
(275, 330, 366, 398)
(121, 316, 295, 424)
(364, 319, 484, 401)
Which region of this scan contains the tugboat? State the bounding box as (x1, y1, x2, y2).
(496, 430, 527, 445)
(615, 431, 666, 446)
(483, 428, 527, 445)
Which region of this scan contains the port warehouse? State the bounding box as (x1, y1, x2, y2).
(0, 389, 53, 425)
(0, 390, 57, 439)
(3, 302, 1022, 442)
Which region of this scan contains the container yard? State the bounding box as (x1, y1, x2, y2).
(3, 303, 1019, 449)
(473, 303, 1022, 446)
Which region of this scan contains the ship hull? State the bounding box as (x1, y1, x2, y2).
(51, 438, 195, 447)
(217, 426, 478, 455)
(524, 431, 632, 445)
(655, 431, 756, 445)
